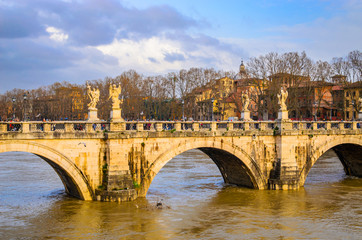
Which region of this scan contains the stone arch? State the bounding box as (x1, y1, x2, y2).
(0, 141, 93, 200)
(299, 136, 362, 186)
(138, 138, 267, 197)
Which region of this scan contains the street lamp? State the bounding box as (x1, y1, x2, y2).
(211, 98, 214, 121)
(23, 93, 27, 121)
(12, 97, 16, 120)
(181, 100, 184, 121)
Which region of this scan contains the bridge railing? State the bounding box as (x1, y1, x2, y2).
(291, 121, 361, 131)
(0, 121, 112, 133)
(0, 120, 361, 134)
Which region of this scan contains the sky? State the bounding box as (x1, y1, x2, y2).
(0, 0, 361, 93)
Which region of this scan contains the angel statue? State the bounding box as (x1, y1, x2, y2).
(109, 83, 122, 108)
(241, 90, 250, 111)
(86, 83, 100, 110)
(277, 87, 288, 111)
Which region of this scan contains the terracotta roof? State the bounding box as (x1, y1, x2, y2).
(268, 73, 309, 79)
(344, 81, 362, 88)
(332, 85, 343, 91)
(331, 75, 347, 78)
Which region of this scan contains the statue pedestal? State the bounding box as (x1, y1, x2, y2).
(87, 109, 99, 121)
(278, 110, 289, 121)
(241, 111, 251, 121)
(110, 108, 124, 122)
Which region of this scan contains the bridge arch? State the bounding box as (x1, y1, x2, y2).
(0, 141, 93, 200)
(138, 139, 267, 197)
(299, 136, 362, 186)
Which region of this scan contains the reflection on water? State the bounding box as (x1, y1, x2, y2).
(0, 150, 361, 239)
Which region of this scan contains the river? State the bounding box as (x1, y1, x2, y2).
(0, 149, 361, 239)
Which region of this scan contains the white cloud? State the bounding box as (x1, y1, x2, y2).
(46, 26, 68, 42)
(95, 35, 243, 75)
(96, 37, 183, 72)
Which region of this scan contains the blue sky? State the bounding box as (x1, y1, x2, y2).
(0, 0, 361, 93)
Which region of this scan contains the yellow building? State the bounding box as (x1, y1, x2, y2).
(192, 76, 237, 120)
(191, 61, 265, 121)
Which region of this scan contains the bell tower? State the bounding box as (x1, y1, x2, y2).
(239, 59, 247, 79)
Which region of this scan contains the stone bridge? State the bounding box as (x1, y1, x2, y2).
(1, 120, 361, 202)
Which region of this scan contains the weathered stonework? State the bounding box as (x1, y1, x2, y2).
(0, 120, 361, 202)
(87, 109, 99, 121)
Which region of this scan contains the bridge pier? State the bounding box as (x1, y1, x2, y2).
(96, 169, 137, 202)
(95, 170, 137, 202)
(94, 138, 138, 202)
(269, 121, 300, 190)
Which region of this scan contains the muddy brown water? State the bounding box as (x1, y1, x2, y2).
(0, 149, 361, 239)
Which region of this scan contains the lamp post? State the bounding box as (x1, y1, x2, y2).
(211, 98, 214, 121)
(23, 93, 27, 121)
(12, 97, 16, 120)
(181, 100, 184, 121)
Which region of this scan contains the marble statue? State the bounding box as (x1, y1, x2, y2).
(86, 83, 100, 110)
(277, 87, 288, 111)
(109, 84, 122, 108)
(241, 90, 250, 111)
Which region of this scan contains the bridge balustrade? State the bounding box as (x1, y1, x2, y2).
(0, 120, 361, 134)
(163, 123, 174, 131)
(200, 122, 211, 130)
(126, 122, 137, 130)
(331, 122, 339, 129)
(91, 123, 110, 132)
(267, 122, 275, 130)
(317, 122, 326, 129)
(6, 123, 22, 132)
(181, 122, 194, 131)
(233, 123, 244, 130)
(142, 122, 154, 131)
(53, 123, 66, 132)
(217, 123, 227, 130)
(344, 122, 352, 129)
(29, 123, 44, 132)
